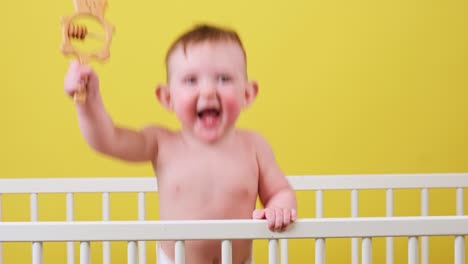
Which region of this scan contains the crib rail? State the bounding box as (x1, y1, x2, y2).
(1, 216, 467, 241)
(0, 173, 467, 264)
(0, 217, 467, 264)
(0, 173, 467, 193)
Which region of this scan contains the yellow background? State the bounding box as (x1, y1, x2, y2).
(1, 0, 467, 263)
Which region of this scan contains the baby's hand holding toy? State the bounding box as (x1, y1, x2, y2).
(64, 61, 99, 101)
(61, 0, 114, 104)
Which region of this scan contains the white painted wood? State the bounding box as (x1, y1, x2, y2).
(280, 239, 288, 264)
(128, 241, 137, 264)
(30, 193, 38, 222)
(1, 174, 467, 194)
(222, 240, 232, 264)
(421, 188, 429, 264)
(362, 237, 372, 264)
(454, 236, 465, 264)
(316, 190, 323, 218)
(0, 174, 466, 264)
(80, 242, 90, 264)
(138, 192, 146, 264)
(315, 239, 325, 264)
(102, 193, 110, 221)
(386, 189, 393, 264)
(0, 193, 2, 264)
(102, 192, 110, 264)
(32, 242, 43, 264)
(30, 193, 41, 264)
(1, 217, 467, 242)
(408, 237, 418, 264)
(315, 190, 325, 264)
(456, 188, 464, 216)
(269, 239, 278, 264)
(287, 173, 468, 190)
(0, 177, 158, 194)
(455, 188, 465, 264)
(67, 193, 74, 221)
(174, 241, 185, 264)
(66, 193, 75, 264)
(351, 189, 359, 264)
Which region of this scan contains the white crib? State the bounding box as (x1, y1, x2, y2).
(0, 173, 467, 264)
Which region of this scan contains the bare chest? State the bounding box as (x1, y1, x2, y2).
(154, 138, 259, 217)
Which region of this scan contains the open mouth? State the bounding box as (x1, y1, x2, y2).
(197, 108, 221, 118)
(197, 107, 222, 128)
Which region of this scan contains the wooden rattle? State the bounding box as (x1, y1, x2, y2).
(61, 0, 115, 104)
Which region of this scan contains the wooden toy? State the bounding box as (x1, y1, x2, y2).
(61, 0, 115, 104)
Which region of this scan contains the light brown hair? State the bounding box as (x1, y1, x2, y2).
(165, 24, 247, 68)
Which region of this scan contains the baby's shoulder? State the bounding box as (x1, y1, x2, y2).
(235, 129, 270, 146)
(141, 125, 177, 141)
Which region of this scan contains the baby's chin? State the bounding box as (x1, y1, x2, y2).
(193, 126, 226, 144)
(192, 120, 237, 144)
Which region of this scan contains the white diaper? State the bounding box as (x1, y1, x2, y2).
(157, 245, 174, 264)
(156, 245, 254, 264)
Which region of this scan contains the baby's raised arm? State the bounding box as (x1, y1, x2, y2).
(251, 132, 297, 231)
(64, 60, 158, 162)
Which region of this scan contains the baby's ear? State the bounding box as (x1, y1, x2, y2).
(156, 84, 173, 111)
(243, 81, 259, 108)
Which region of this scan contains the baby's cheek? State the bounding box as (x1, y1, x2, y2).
(173, 95, 197, 123)
(222, 95, 243, 120)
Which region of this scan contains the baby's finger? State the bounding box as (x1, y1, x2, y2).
(252, 209, 265, 219)
(275, 208, 283, 231)
(291, 208, 297, 221)
(64, 61, 82, 95)
(265, 209, 275, 230)
(282, 208, 291, 231)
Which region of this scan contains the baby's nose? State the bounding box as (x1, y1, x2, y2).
(199, 83, 217, 97)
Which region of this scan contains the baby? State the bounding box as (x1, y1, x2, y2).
(64, 24, 297, 264)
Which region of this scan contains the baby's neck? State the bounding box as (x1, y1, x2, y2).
(179, 128, 237, 148)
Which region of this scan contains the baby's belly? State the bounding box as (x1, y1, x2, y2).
(157, 180, 257, 263)
(158, 179, 257, 220)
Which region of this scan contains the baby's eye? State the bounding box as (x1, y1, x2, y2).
(217, 75, 232, 84)
(183, 76, 197, 85)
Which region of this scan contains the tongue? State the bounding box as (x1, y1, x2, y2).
(200, 112, 219, 128)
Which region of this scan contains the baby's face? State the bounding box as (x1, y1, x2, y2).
(166, 41, 249, 143)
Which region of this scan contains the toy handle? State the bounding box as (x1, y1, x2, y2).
(73, 57, 89, 104)
(74, 83, 87, 104)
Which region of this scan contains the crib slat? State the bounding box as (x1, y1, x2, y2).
(454, 236, 465, 264)
(0, 193, 2, 264)
(32, 242, 43, 264)
(351, 189, 359, 264)
(315, 239, 325, 264)
(66, 193, 75, 264)
(102, 192, 110, 264)
(80, 241, 90, 264)
(269, 239, 278, 264)
(315, 190, 325, 264)
(455, 188, 465, 264)
(222, 240, 232, 264)
(456, 188, 464, 215)
(175, 240, 185, 264)
(386, 189, 394, 264)
(316, 190, 323, 218)
(362, 237, 372, 264)
(31, 193, 42, 264)
(408, 237, 418, 264)
(280, 239, 288, 264)
(31, 193, 38, 222)
(138, 192, 146, 264)
(421, 188, 429, 264)
(128, 241, 137, 264)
